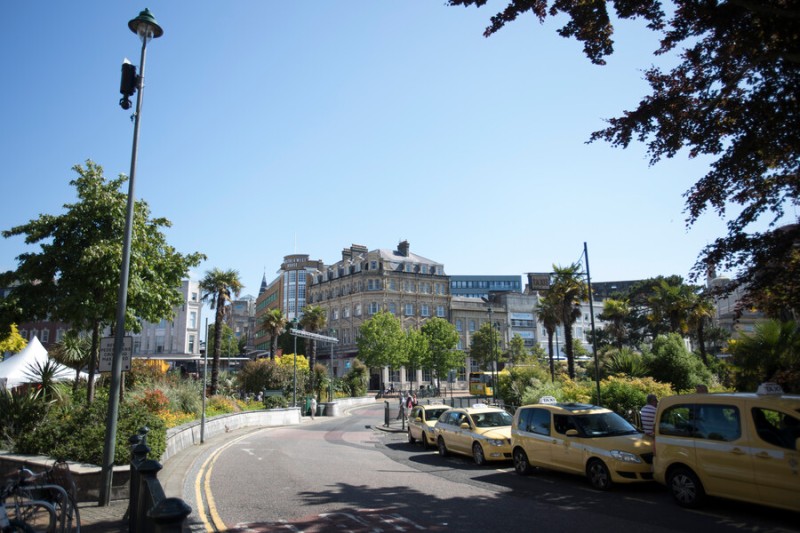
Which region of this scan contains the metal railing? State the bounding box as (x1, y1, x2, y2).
(128, 428, 191, 533)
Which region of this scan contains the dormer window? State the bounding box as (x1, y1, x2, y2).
(370, 260, 378, 270)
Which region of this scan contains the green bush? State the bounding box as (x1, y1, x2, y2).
(342, 359, 368, 397)
(13, 392, 165, 466)
(0, 388, 49, 448)
(263, 395, 288, 409)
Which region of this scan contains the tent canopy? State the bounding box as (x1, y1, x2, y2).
(0, 336, 76, 390)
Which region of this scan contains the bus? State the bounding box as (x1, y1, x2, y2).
(469, 371, 494, 397)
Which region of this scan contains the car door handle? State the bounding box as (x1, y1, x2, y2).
(754, 451, 771, 459)
(730, 447, 745, 455)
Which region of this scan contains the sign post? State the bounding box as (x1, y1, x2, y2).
(99, 336, 132, 372)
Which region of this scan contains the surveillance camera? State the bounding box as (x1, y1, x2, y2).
(119, 97, 132, 110)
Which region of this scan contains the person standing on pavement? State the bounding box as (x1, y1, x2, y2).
(640, 394, 658, 436)
(310, 396, 317, 420)
(397, 392, 406, 420)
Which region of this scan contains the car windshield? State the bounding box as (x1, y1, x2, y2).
(425, 408, 448, 420)
(573, 412, 639, 437)
(472, 411, 513, 428)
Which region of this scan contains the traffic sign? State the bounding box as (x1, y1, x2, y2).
(99, 336, 133, 372)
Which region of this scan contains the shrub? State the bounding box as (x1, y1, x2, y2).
(342, 359, 368, 397)
(264, 395, 288, 409)
(0, 388, 49, 448)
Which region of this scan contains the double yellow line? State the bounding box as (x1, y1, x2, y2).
(194, 432, 255, 531)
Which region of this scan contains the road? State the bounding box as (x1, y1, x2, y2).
(184, 403, 800, 532)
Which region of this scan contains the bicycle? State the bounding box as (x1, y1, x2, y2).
(1, 475, 57, 533)
(2, 461, 81, 533)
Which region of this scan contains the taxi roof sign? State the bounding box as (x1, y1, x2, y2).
(756, 382, 784, 395)
(539, 396, 557, 405)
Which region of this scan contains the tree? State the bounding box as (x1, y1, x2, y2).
(261, 309, 288, 359)
(506, 334, 530, 366)
(549, 264, 587, 380)
(536, 293, 560, 381)
(647, 279, 696, 335)
(728, 320, 800, 393)
(0, 324, 27, 360)
(405, 328, 429, 390)
(687, 291, 716, 366)
(419, 317, 461, 389)
(598, 298, 630, 349)
(356, 310, 407, 391)
(299, 305, 326, 393)
(49, 330, 91, 393)
(468, 323, 499, 370)
(206, 323, 240, 357)
(645, 333, 712, 392)
(448, 1, 800, 317)
(0, 161, 204, 403)
(200, 268, 243, 395)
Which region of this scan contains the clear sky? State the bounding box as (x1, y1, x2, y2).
(1, 1, 768, 301)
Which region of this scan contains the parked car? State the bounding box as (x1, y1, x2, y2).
(654, 383, 800, 511)
(434, 405, 513, 465)
(408, 404, 450, 449)
(511, 401, 654, 490)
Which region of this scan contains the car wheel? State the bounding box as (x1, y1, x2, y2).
(437, 437, 449, 457)
(408, 429, 416, 444)
(421, 433, 430, 450)
(668, 467, 705, 508)
(513, 448, 531, 475)
(472, 442, 487, 466)
(587, 459, 612, 491)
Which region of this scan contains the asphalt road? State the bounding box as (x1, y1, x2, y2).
(183, 404, 800, 532)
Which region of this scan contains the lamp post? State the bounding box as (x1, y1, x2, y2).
(583, 242, 602, 406)
(99, 8, 163, 507)
(292, 319, 298, 408)
(329, 329, 336, 402)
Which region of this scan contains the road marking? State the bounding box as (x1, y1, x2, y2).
(195, 432, 256, 531)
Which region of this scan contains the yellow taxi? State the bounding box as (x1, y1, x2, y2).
(511, 400, 654, 490)
(407, 404, 450, 449)
(654, 383, 800, 511)
(433, 404, 513, 465)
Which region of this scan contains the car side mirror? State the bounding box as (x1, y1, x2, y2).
(566, 429, 579, 437)
(460, 422, 471, 430)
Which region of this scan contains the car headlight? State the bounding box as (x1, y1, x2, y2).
(610, 450, 641, 463)
(486, 438, 506, 447)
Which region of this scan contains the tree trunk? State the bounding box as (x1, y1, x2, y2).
(546, 332, 555, 382)
(210, 296, 225, 395)
(86, 322, 100, 404)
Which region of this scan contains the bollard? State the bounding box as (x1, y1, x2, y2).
(384, 400, 390, 427)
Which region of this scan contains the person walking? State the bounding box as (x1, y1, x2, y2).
(640, 394, 658, 436)
(310, 396, 317, 420)
(397, 392, 406, 420)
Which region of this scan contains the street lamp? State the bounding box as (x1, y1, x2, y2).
(481, 298, 498, 402)
(292, 319, 298, 407)
(329, 329, 336, 402)
(99, 8, 163, 507)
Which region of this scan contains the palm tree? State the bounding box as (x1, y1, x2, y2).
(262, 309, 288, 359)
(200, 268, 243, 395)
(536, 294, 560, 381)
(49, 330, 91, 394)
(648, 279, 695, 335)
(598, 298, 630, 349)
(549, 263, 587, 380)
(299, 305, 326, 395)
(687, 292, 715, 366)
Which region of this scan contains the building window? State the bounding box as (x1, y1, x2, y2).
(333, 308, 339, 320)
(355, 304, 362, 316)
(191, 292, 198, 301)
(469, 320, 476, 332)
(369, 302, 379, 315)
(188, 335, 195, 353)
(41, 329, 50, 343)
(344, 306, 350, 318)
(388, 279, 397, 291)
(190, 311, 197, 329)
(436, 305, 446, 317)
(456, 320, 462, 332)
(421, 304, 430, 317)
(389, 302, 397, 315)
(405, 304, 414, 316)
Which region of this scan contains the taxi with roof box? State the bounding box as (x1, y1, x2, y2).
(433, 404, 513, 465)
(511, 397, 654, 490)
(407, 403, 450, 449)
(653, 383, 800, 511)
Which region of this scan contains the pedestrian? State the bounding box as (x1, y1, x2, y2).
(411, 393, 418, 407)
(310, 396, 317, 420)
(640, 394, 658, 436)
(695, 384, 709, 393)
(397, 392, 406, 420)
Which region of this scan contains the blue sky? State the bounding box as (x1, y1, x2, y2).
(1, 1, 763, 300)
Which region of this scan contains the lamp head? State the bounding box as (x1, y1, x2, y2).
(128, 8, 163, 41)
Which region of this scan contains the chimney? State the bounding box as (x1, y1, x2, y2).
(398, 240, 410, 257)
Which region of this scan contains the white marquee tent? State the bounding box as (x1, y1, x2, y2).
(0, 336, 76, 390)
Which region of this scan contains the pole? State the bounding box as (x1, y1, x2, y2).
(99, 33, 149, 507)
(293, 321, 298, 408)
(201, 318, 208, 443)
(584, 242, 601, 406)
